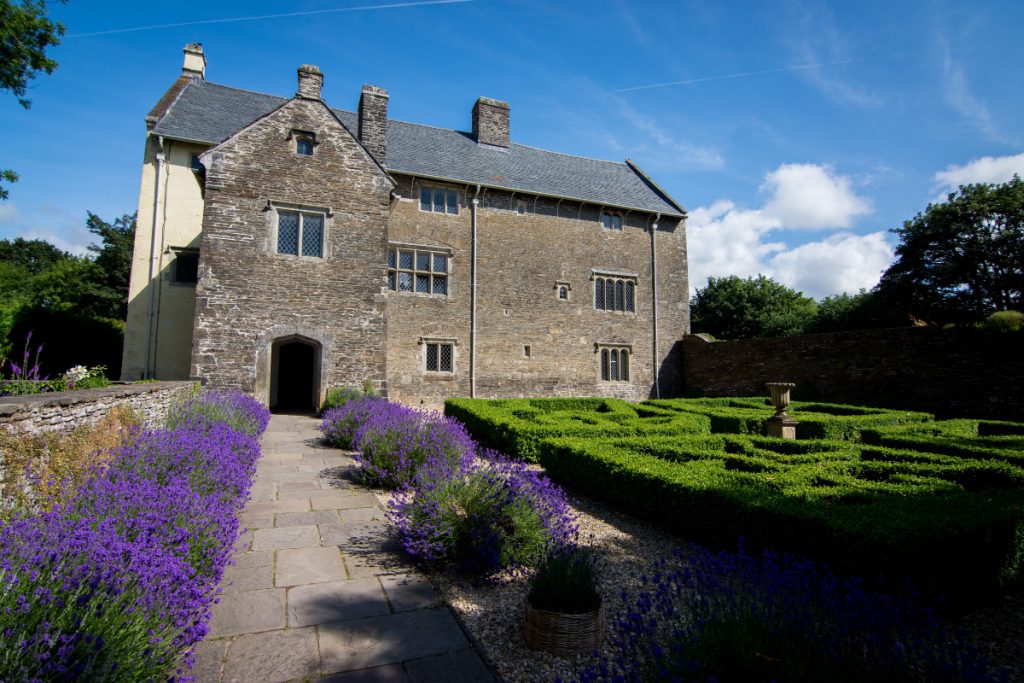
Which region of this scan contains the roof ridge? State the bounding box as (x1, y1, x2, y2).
(200, 79, 287, 102)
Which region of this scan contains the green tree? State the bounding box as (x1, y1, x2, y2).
(0, 236, 69, 273)
(0, 0, 66, 199)
(877, 176, 1024, 324)
(808, 289, 907, 333)
(85, 211, 135, 320)
(690, 275, 818, 340)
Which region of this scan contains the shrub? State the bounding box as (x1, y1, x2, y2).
(0, 405, 140, 516)
(981, 309, 1024, 333)
(320, 382, 378, 415)
(527, 547, 600, 614)
(579, 546, 994, 682)
(166, 389, 269, 437)
(389, 452, 577, 575)
(0, 390, 269, 680)
(352, 404, 475, 489)
(320, 395, 387, 449)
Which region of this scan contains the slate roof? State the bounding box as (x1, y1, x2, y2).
(152, 79, 685, 217)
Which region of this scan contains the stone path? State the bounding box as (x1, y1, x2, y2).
(192, 414, 497, 683)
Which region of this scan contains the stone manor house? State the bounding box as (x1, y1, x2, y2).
(121, 44, 690, 411)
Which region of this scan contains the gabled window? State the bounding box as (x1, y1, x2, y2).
(292, 130, 316, 156)
(420, 186, 459, 215)
(601, 211, 623, 231)
(277, 210, 324, 257)
(388, 246, 449, 295)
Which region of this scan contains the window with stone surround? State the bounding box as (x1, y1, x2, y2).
(597, 345, 630, 382)
(419, 186, 459, 215)
(291, 130, 316, 156)
(600, 211, 623, 231)
(555, 281, 571, 301)
(388, 245, 449, 295)
(593, 272, 636, 313)
(171, 248, 199, 285)
(276, 209, 324, 258)
(422, 338, 455, 373)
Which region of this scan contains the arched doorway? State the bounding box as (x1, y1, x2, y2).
(269, 336, 320, 413)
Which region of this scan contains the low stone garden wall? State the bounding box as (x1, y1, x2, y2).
(0, 381, 196, 434)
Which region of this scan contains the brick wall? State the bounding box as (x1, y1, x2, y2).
(678, 328, 1024, 420)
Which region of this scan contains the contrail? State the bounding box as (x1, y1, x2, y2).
(66, 0, 473, 38)
(614, 59, 860, 93)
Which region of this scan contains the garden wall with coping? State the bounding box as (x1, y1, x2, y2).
(0, 381, 196, 435)
(678, 328, 1023, 420)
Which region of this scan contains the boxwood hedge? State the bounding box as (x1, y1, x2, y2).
(444, 397, 1024, 607)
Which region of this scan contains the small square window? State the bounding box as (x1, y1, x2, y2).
(600, 211, 623, 231)
(293, 130, 316, 156)
(173, 250, 199, 284)
(425, 341, 455, 373)
(276, 209, 324, 258)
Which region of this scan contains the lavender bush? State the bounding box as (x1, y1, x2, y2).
(578, 544, 997, 682)
(0, 390, 269, 680)
(352, 403, 476, 489)
(389, 451, 578, 575)
(320, 395, 387, 449)
(166, 389, 270, 437)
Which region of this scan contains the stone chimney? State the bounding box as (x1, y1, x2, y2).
(182, 43, 206, 79)
(472, 97, 510, 148)
(358, 84, 389, 165)
(297, 64, 323, 100)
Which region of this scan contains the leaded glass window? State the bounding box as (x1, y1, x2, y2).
(599, 346, 630, 382)
(425, 342, 454, 373)
(601, 211, 623, 231)
(387, 246, 450, 296)
(594, 276, 637, 313)
(277, 210, 324, 258)
(419, 186, 459, 214)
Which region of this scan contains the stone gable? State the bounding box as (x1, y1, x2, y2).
(192, 96, 392, 404)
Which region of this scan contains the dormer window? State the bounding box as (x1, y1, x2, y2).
(292, 131, 316, 156)
(600, 211, 623, 231)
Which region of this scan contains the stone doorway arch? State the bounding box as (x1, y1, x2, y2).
(269, 335, 322, 413)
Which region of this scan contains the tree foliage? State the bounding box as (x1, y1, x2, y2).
(690, 275, 818, 340)
(877, 176, 1024, 324)
(0, 211, 134, 375)
(0, 0, 66, 199)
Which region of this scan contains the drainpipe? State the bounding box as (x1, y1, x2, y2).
(470, 185, 481, 398)
(143, 135, 166, 379)
(650, 213, 661, 398)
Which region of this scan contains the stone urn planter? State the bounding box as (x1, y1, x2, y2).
(523, 549, 603, 657)
(765, 382, 798, 439)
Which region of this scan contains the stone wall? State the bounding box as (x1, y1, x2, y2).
(0, 381, 196, 434)
(384, 174, 688, 407)
(678, 328, 1024, 420)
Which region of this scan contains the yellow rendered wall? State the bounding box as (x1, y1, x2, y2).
(121, 135, 208, 380)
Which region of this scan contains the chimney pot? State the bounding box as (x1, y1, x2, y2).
(297, 64, 323, 99)
(182, 43, 206, 79)
(358, 84, 389, 165)
(472, 96, 510, 148)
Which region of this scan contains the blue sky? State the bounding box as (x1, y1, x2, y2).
(1, 0, 1022, 299)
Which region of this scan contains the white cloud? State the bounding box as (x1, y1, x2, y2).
(613, 100, 725, 171)
(937, 33, 1011, 145)
(933, 152, 1024, 191)
(768, 231, 894, 299)
(0, 204, 92, 255)
(0, 202, 21, 223)
(760, 163, 872, 229)
(686, 164, 890, 299)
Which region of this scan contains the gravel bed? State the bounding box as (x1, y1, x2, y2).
(375, 477, 1023, 683)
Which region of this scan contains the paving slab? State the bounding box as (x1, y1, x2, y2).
(188, 636, 227, 683)
(275, 510, 343, 528)
(221, 562, 275, 593)
(404, 650, 496, 683)
(311, 492, 381, 511)
(246, 499, 310, 514)
(238, 511, 275, 530)
(287, 577, 391, 627)
(229, 550, 273, 570)
(276, 546, 347, 587)
(318, 608, 469, 675)
(252, 525, 320, 550)
(380, 574, 441, 613)
(208, 588, 286, 637)
(223, 627, 320, 683)
(320, 664, 409, 683)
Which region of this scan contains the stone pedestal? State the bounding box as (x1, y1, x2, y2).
(766, 414, 798, 440)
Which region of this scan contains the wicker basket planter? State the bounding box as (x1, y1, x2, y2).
(523, 600, 604, 657)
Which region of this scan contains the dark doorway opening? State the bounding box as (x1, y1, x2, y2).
(271, 339, 317, 413)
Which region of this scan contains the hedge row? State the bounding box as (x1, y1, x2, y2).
(537, 435, 1024, 606)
